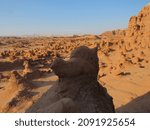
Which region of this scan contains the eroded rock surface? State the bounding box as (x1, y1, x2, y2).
(26, 46, 115, 113)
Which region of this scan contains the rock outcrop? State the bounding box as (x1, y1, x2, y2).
(126, 4, 150, 48)
(27, 46, 115, 113)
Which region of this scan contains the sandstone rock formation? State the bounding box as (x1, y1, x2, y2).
(23, 60, 33, 75)
(26, 46, 115, 113)
(126, 4, 150, 48)
(50, 46, 99, 79)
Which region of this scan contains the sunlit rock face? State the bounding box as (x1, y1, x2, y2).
(126, 4, 150, 48)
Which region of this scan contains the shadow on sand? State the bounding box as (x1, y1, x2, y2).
(25, 82, 59, 112)
(116, 91, 150, 113)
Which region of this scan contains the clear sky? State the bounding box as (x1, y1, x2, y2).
(0, 0, 149, 36)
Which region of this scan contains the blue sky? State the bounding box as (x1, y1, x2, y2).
(0, 0, 149, 36)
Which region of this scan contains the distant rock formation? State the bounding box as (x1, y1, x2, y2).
(23, 60, 33, 75)
(27, 46, 115, 113)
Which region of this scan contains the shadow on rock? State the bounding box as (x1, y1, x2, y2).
(26, 45, 115, 113)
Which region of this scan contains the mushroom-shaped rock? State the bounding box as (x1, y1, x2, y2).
(27, 46, 115, 113)
(23, 60, 33, 75)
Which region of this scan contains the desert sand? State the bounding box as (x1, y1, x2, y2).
(0, 4, 150, 112)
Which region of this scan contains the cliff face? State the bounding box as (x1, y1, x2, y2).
(126, 4, 150, 48)
(98, 4, 150, 112)
(101, 4, 150, 49)
(98, 4, 150, 74)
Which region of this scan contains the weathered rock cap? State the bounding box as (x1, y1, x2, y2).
(50, 45, 99, 78)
